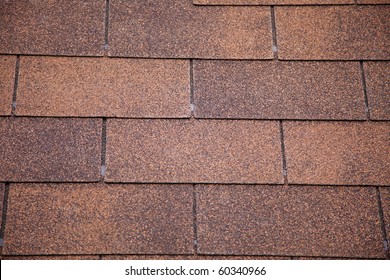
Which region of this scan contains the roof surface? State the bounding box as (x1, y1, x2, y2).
(0, 0, 389, 260)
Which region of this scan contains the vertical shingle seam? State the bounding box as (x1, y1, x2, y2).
(104, 0, 110, 55)
(193, 184, 198, 255)
(0, 183, 10, 247)
(189, 59, 195, 118)
(376, 187, 389, 259)
(359, 61, 371, 120)
(100, 118, 107, 180)
(279, 121, 288, 185)
(11, 56, 20, 116)
(270, 6, 278, 61)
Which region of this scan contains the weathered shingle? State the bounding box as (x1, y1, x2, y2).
(4, 183, 193, 255)
(109, 0, 273, 59)
(276, 6, 390, 60)
(0, 56, 16, 116)
(194, 60, 366, 120)
(0, 0, 105, 56)
(284, 122, 390, 185)
(0, 118, 102, 182)
(16, 57, 190, 118)
(106, 119, 283, 184)
(197, 185, 385, 258)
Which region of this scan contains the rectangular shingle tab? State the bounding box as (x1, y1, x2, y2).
(194, 60, 366, 120)
(380, 188, 390, 245)
(0, 0, 105, 56)
(3, 183, 193, 255)
(0, 56, 16, 116)
(0, 183, 4, 231)
(0, 255, 99, 260)
(357, 0, 390, 3)
(106, 119, 283, 184)
(275, 6, 390, 60)
(194, 0, 354, 4)
(364, 62, 390, 120)
(16, 57, 190, 118)
(284, 122, 390, 185)
(109, 0, 273, 59)
(0, 118, 101, 182)
(197, 185, 385, 258)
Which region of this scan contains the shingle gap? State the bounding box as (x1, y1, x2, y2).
(360, 61, 371, 120)
(193, 184, 198, 255)
(101, 118, 107, 180)
(0, 183, 10, 244)
(270, 6, 278, 60)
(104, 0, 110, 54)
(190, 59, 195, 117)
(279, 121, 288, 184)
(11, 56, 20, 115)
(376, 187, 389, 258)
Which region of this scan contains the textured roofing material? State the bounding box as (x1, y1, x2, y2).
(0, 0, 389, 260)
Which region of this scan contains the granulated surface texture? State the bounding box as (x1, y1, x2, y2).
(0, 118, 101, 182)
(0, 0, 388, 260)
(194, 60, 365, 120)
(16, 57, 190, 117)
(363, 62, 390, 120)
(284, 122, 390, 185)
(106, 119, 283, 184)
(0, 0, 105, 56)
(197, 185, 384, 258)
(275, 6, 390, 60)
(0, 56, 16, 116)
(3, 184, 193, 255)
(109, 0, 273, 59)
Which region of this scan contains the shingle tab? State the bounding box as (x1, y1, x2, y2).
(0, 256, 99, 260)
(194, 0, 353, 4)
(106, 119, 283, 184)
(364, 62, 390, 120)
(194, 60, 365, 120)
(275, 6, 390, 60)
(16, 57, 190, 118)
(109, 0, 272, 59)
(0, 56, 16, 116)
(3, 183, 193, 255)
(0, 0, 105, 56)
(357, 0, 390, 3)
(380, 188, 390, 244)
(0, 118, 101, 182)
(284, 122, 390, 185)
(197, 185, 385, 258)
(0, 183, 4, 230)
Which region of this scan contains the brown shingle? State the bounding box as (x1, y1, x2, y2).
(364, 62, 390, 120)
(0, 255, 99, 260)
(0, 118, 101, 182)
(284, 122, 390, 185)
(194, 0, 353, 4)
(16, 57, 190, 118)
(103, 255, 288, 260)
(197, 185, 385, 258)
(3, 183, 193, 255)
(0, 0, 105, 56)
(380, 188, 390, 244)
(109, 0, 272, 59)
(106, 119, 283, 184)
(0, 183, 4, 230)
(275, 6, 390, 60)
(194, 60, 365, 120)
(0, 56, 16, 116)
(357, 0, 390, 3)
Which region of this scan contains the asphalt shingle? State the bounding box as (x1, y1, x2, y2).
(16, 57, 190, 118)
